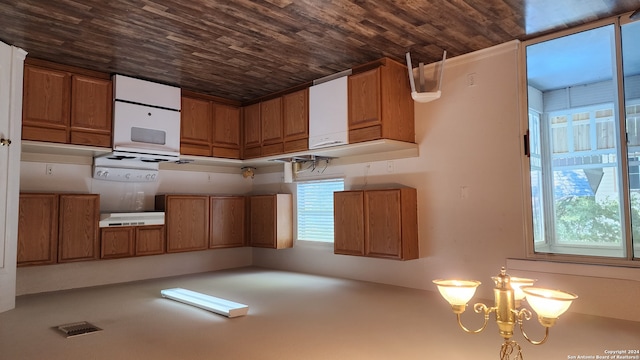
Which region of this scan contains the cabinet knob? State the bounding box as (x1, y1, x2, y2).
(0, 138, 11, 146)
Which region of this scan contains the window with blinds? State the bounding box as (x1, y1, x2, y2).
(296, 179, 344, 242)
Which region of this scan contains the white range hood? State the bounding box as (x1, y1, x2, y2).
(99, 212, 165, 227)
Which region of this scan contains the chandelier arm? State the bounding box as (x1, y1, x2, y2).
(517, 309, 550, 345)
(456, 303, 493, 334)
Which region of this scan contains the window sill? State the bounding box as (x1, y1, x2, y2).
(506, 258, 640, 281)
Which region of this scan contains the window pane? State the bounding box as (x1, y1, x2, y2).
(297, 179, 344, 242)
(622, 19, 640, 258)
(526, 24, 625, 257)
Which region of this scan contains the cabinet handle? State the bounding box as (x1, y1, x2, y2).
(0, 138, 11, 146)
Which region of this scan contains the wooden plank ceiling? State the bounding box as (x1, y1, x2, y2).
(0, 0, 638, 103)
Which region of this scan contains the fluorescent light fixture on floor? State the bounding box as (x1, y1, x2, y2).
(161, 288, 249, 318)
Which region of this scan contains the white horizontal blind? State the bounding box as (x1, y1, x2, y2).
(296, 179, 344, 242)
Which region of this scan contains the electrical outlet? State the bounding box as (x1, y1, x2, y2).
(467, 73, 477, 87)
(387, 160, 394, 173)
(46, 164, 53, 176)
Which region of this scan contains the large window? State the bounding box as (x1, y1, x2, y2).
(524, 14, 640, 261)
(296, 179, 344, 242)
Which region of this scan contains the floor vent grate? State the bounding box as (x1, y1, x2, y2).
(55, 321, 102, 338)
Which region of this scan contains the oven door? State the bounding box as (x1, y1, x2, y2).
(113, 101, 180, 157)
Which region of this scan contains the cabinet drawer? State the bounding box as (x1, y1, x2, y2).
(284, 138, 308, 153)
(181, 143, 211, 157)
(22, 125, 68, 143)
(349, 125, 382, 143)
(212, 146, 240, 159)
(243, 146, 261, 159)
(71, 130, 111, 147)
(261, 143, 284, 156)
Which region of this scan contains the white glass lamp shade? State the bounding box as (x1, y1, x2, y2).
(510, 277, 536, 301)
(522, 287, 577, 319)
(432, 279, 481, 306)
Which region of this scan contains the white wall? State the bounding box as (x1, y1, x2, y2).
(251, 41, 640, 322)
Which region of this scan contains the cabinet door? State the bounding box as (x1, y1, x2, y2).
(58, 194, 99, 263)
(333, 191, 365, 256)
(283, 89, 308, 141)
(22, 64, 70, 143)
(243, 102, 261, 148)
(100, 227, 134, 259)
(348, 68, 381, 130)
(70, 74, 112, 146)
(136, 225, 165, 256)
(181, 96, 212, 156)
(261, 97, 283, 145)
(210, 196, 245, 248)
(283, 88, 309, 153)
(212, 103, 241, 158)
(364, 190, 402, 259)
(249, 195, 276, 248)
(248, 194, 292, 249)
(17, 194, 59, 266)
(165, 195, 209, 252)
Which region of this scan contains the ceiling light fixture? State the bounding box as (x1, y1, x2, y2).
(161, 288, 248, 318)
(241, 166, 255, 179)
(433, 267, 577, 359)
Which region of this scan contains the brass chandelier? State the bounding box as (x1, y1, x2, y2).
(433, 267, 577, 360)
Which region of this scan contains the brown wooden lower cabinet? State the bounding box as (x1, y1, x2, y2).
(334, 188, 418, 260)
(100, 225, 165, 259)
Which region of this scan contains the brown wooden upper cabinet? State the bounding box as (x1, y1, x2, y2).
(156, 194, 210, 253)
(181, 92, 241, 159)
(333, 190, 365, 256)
(17, 193, 59, 266)
(100, 226, 136, 259)
(100, 225, 165, 259)
(334, 188, 418, 260)
(282, 88, 309, 153)
(248, 194, 293, 249)
(57, 194, 100, 263)
(135, 225, 166, 256)
(348, 58, 415, 144)
(18, 193, 99, 265)
(210, 196, 245, 248)
(22, 59, 112, 147)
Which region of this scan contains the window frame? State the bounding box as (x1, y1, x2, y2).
(520, 13, 640, 267)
